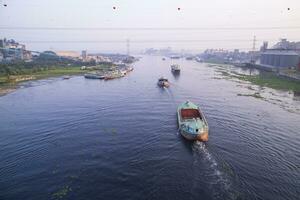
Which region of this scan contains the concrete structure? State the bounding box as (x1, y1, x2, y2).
(273, 39, 300, 50)
(260, 50, 299, 68)
(260, 41, 268, 52)
(81, 50, 87, 61)
(0, 38, 32, 62)
(0, 52, 3, 61)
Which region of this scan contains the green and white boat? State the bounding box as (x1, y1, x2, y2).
(177, 101, 209, 141)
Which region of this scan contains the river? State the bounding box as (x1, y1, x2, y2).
(0, 56, 299, 200)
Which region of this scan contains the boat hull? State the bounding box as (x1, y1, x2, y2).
(180, 129, 209, 141)
(171, 69, 180, 73)
(84, 74, 104, 79)
(158, 82, 169, 88)
(177, 101, 209, 142)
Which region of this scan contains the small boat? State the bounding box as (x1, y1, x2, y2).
(157, 77, 170, 88)
(126, 67, 134, 72)
(170, 55, 180, 59)
(104, 70, 124, 80)
(84, 73, 105, 79)
(63, 75, 71, 79)
(177, 101, 209, 141)
(120, 69, 127, 76)
(171, 64, 181, 72)
(162, 57, 166, 61)
(195, 57, 203, 63)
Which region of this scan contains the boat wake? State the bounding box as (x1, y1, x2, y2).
(191, 142, 238, 200)
(164, 87, 178, 109)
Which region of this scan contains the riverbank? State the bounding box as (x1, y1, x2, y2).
(211, 64, 300, 92)
(0, 67, 84, 96)
(237, 73, 300, 92)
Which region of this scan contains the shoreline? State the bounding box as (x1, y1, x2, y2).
(0, 67, 85, 97)
(207, 63, 300, 92)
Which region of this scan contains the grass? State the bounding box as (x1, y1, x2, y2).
(0, 65, 115, 96)
(52, 186, 72, 199)
(215, 67, 300, 92)
(238, 73, 300, 92)
(32, 67, 83, 78)
(0, 77, 8, 84)
(237, 92, 264, 99)
(0, 66, 84, 96)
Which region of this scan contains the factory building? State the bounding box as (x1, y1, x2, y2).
(260, 50, 300, 69)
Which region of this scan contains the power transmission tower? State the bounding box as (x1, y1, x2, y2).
(252, 35, 256, 51)
(126, 39, 130, 56)
(251, 35, 257, 64)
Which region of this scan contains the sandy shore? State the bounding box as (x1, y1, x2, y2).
(0, 87, 17, 97)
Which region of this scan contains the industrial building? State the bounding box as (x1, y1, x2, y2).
(0, 38, 32, 62)
(260, 50, 300, 68)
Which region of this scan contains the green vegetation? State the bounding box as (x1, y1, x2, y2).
(52, 186, 72, 199)
(0, 62, 114, 96)
(28, 67, 83, 78)
(237, 92, 264, 99)
(238, 73, 300, 92)
(0, 67, 83, 85)
(215, 67, 300, 92)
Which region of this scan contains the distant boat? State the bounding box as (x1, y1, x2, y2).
(84, 73, 105, 79)
(157, 77, 170, 88)
(171, 64, 181, 72)
(120, 69, 127, 76)
(162, 57, 166, 61)
(177, 101, 209, 141)
(185, 56, 194, 60)
(170, 56, 180, 59)
(195, 57, 203, 63)
(126, 66, 134, 72)
(104, 70, 124, 80)
(63, 75, 71, 80)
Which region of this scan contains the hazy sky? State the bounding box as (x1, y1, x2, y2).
(1, 0, 300, 53)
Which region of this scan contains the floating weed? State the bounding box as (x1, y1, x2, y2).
(111, 128, 117, 134)
(212, 77, 222, 80)
(52, 186, 72, 199)
(237, 92, 264, 99)
(269, 98, 283, 103)
(247, 86, 255, 91)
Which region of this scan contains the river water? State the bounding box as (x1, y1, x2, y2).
(0, 56, 299, 200)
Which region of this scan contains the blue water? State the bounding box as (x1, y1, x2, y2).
(0, 56, 299, 200)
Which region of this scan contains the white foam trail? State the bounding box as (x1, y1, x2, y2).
(192, 141, 234, 199)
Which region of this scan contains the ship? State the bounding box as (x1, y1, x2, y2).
(177, 101, 209, 141)
(171, 64, 181, 72)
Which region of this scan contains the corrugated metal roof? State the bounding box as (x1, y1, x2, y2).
(261, 50, 299, 56)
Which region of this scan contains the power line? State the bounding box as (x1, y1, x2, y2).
(1, 26, 300, 31)
(17, 39, 292, 44)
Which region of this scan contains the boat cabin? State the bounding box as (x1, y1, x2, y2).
(158, 78, 168, 82)
(180, 109, 202, 120)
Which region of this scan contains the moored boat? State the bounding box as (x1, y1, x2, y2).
(157, 77, 170, 88)
(63, 75, 71, 79)
(126, 66, 134, 72)
(171, 64, 181, 72)
(104, 70, 124, 80)
(84, 73, 105, 79)
(177, 101, 209, 141)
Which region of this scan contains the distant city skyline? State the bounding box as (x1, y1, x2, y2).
(1, 0, 300, 53)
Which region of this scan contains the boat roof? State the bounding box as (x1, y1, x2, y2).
(159, 77, 168, 81)
(184, 119, 206, 131)
(178, 101, 198, 110)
